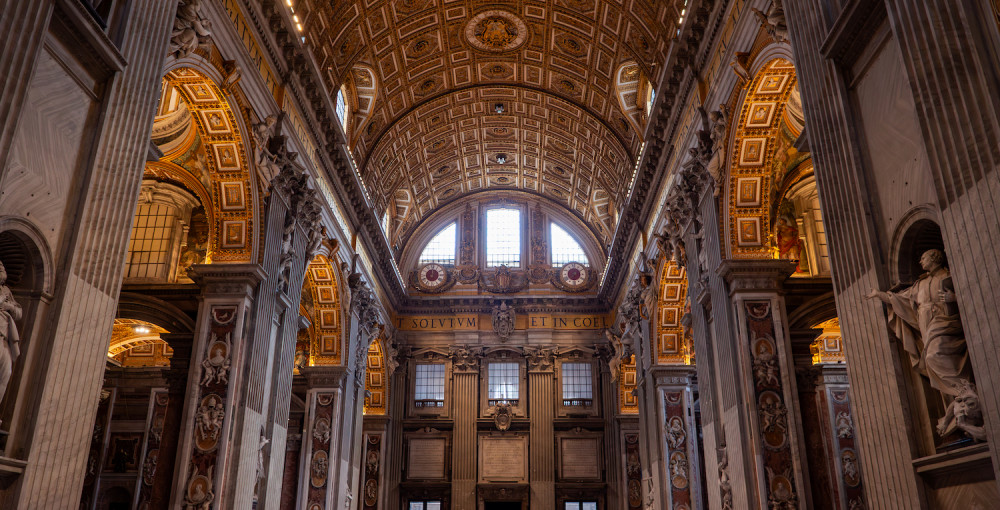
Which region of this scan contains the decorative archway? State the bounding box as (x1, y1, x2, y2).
(152, 67, 258, 263)
(725, 58, 801, 259)
(655, 259, 691, 364)
(363, 337, 388, 415)
(302, 254, 345, 366)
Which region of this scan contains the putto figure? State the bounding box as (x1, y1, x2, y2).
(866, 249, 983, 440)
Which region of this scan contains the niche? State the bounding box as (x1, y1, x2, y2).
(0, 228, 48, 455)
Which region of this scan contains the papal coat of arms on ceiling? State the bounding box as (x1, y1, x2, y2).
(465, 11, 527, 53)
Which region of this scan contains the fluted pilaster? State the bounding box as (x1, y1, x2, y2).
(528, 355, 555, 508)
(451, 368, 479, 509)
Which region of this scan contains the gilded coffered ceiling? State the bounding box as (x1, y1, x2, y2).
(304, 0, 683, 248)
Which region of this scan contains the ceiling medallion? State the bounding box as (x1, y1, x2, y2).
(465, 11, 528, 53)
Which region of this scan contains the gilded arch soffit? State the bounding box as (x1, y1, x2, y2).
(725, 58, 799, 259)
(364, 337, 388, 415)
(160, 68, 257, 263)
(306, 0, 679, 240)
(303, 254, 345, 366)
(656, 259, 691, 365)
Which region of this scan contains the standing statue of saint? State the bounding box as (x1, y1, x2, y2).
(0, 261, 22, 425)
(865, 249, 984, 440)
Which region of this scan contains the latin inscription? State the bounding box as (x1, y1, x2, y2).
(479, 436, 527, 482)
(397, 314, 608, 331)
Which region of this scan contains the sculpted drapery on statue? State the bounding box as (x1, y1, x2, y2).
(0, 261, 22, 425)
(866, 249, 984, 441)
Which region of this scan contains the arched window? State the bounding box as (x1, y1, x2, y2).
(335, 86, 348, 132)
(485, 208, 521, 267)
(419, 222, 457, 265)
(550, 222, 588, 266)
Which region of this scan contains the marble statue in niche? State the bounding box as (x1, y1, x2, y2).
(866, 249, 985, 441)
(0, 260, 22, 426)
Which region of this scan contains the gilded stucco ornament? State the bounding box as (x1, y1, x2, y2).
(866, 249, 985, 441)
(465, 11, 528, 53)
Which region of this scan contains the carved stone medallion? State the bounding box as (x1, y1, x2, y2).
(465, 11, 528, 53)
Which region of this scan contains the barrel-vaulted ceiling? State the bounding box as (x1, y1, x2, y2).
(305, 0, 681, 248)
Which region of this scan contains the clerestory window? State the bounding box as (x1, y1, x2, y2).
(485, 208, 521, 267)
(550, 222, 589, 266)
(418, 222, 457, 265)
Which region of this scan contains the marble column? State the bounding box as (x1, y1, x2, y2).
(527, 348, 555, 508)
(719, 260, 812, 509)
(450, 349, 480, 510)
(5, 0, 176, 507)
(168, 264, 265, 509)
(297, 367, 345, 510)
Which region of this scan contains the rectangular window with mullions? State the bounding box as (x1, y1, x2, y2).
(561, 363, 593, 406)
(488, 362, 519, 404)
(565, 502, 598, 510)
(485, 208, 521, 267)
(414, 364, 446, 408)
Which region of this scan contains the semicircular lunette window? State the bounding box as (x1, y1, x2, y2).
(418, 222, 457, 265)
(550, 222, 589, 266)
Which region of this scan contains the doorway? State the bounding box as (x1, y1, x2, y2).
(484, 503, 521, 510)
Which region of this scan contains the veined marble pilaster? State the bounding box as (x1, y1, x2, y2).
(720, 260, 811, 509)
(527, 348, 555, 508)
(169, 265, 264, 509)
(650, 367, 699, 510)
(298, 367, 345, 510)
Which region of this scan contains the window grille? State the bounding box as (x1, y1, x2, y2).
(486, 208, 521, 267)
(565, 502, 598, 510)
(336, 88, 348, 131)
(550, 222, 589, 266)
(414, 364, 445, 408)
(419, 223, 457, 265)
(561, 363, 593, 406)
(488, 362, 519, 406)
(125, 202, 178, 280)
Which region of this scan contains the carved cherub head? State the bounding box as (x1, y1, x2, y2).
(953, 380, 983, 424)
